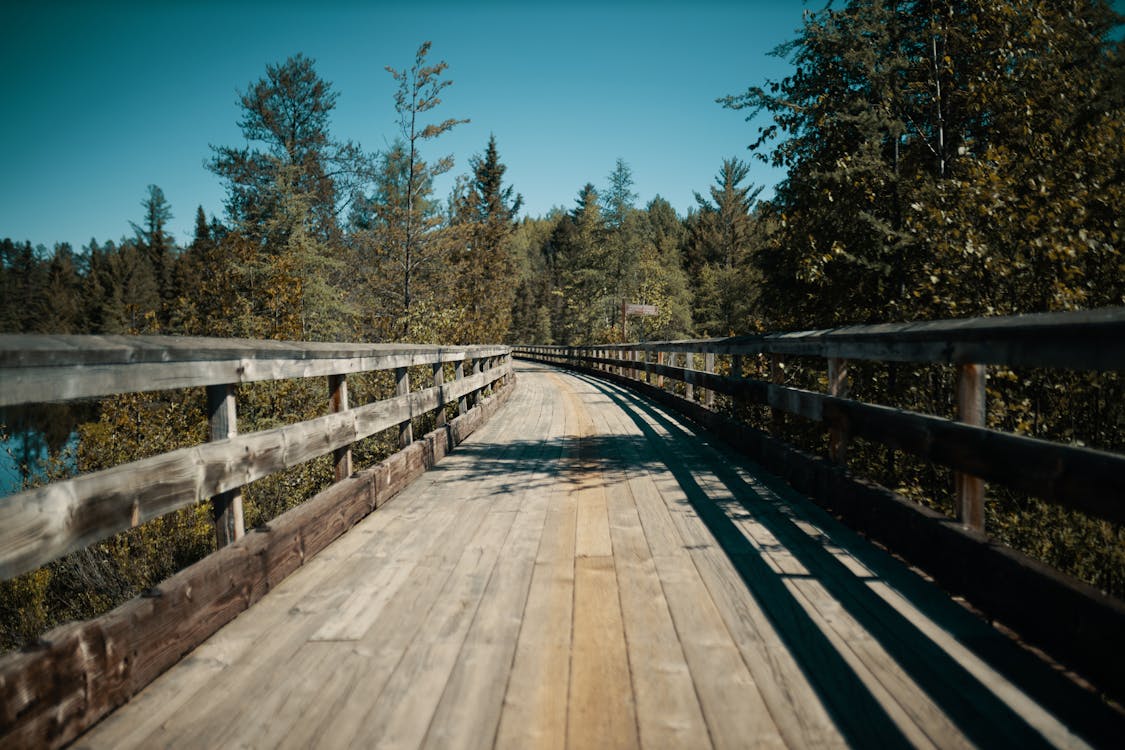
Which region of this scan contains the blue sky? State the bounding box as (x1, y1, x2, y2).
(0, 1, 804, 251)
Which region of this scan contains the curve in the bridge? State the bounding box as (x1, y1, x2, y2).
(75, 361, 1108, 749)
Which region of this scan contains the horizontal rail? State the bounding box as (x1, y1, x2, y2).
(0, 334, 514, 580)
(528, 307, 1125, 370)
(0, 335, 510, 407)
(515, 307, 1125, 527)
(0, 364, 508, 579)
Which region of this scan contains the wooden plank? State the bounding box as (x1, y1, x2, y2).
(0, 365, 511, 579)
(955, 363, 986, 531)
(587, 404, 713, 750)
(495, 431, 579, 749)
(1, 377, 518, 748)
(329, 373, 353, 481)
(596, 391, 837, 749)
(421, 391, 560, 748)
(0, 335, 510, 408)
(207, 382, 244, 546)
(568, 555, 639, 750)
(515, 307, 1125, 369)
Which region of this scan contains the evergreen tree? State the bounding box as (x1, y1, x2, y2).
(36, 244, 84, 333)
(453, 134, 523, 342)
(375, 41, 468, 340)
(552, 184, 611, 344)
(209, 54, 364, 248)
(602, 157, 638, 231)
(686, 159, 762, 334)
(131, 185, 176, 319)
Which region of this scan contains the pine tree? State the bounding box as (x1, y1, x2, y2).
(375, 41, 469, 340)
(453, 134, 523, 342)
(131, 185, 176, 319)
(686, 159, 762, 334)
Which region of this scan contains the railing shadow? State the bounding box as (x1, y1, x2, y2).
(561, 369, 1113, 749)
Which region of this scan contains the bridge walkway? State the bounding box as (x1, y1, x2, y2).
(76, 361, 1095, 749)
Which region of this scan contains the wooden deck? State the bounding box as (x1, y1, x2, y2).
(75, 361, 1104, 749)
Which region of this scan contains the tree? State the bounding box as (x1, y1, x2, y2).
(208, 55, 362, 341)
(131, 185, 176, 317)
(453, 134, 523, 342)
(602, 157, 638, 230)
(209, 53, 363, 248)
(686, 158, 762, 334)
(552, 184, 612, 344)
(374, 41, 469, 340)
(36, 244, 84, 333)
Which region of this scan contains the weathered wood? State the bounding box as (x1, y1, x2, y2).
(0, 379, 517, 749)
(395, 366, 413, 448)
(513, 306, 1125, 370)
(207, 383, 244, 547)
(471, 357, 482, 409)
(704, 351, 715, 408)
(955, 364, 986, 532)
(432, 362, 446, 428)
(521, 351, 1125, 525)
(456, 360, 467, 415)
(827, 358, 849, 465)
(528, 357, 1125, 711)
(328, 373, 352, 482)
(769, 354, 785, 435)
(0, 336, 510, 408)
(0, 364, 510, 580)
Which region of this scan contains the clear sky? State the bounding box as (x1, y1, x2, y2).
(1, 0, 804, 252)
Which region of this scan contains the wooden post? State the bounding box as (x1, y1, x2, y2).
(396, 366, 413, 448)
(328, 373, 352, 482)
(704, 352, 715, 408)
(732, 354, 742, 379)
(769, 354, 785, 435)
(656, 351, 664, 388)
(472, 358, 482, 408)
(207, 383, 244, 546)
(827, 358, 849, 466)
(456, 360, 467, 415)
(644, 350, 652, 384)
(956, 363, 986, 532)
(684, 352, 694, 401)
(433, 362, 446, 428)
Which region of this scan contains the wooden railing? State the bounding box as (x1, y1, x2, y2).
(0, 335, 514, 747)
(0, 336, 512, 580)
(515, 307, 1125, 697)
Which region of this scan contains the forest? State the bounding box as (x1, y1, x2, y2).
(2, 1, 1123, 648)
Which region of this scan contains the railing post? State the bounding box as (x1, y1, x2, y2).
(456, 359, 467, 415)
(474, 357, 483, 406)
(644, 350, 652, 384)
(207, 383, 244, 546)
(956, 363, 987, 532)
(769, 354, 785, 434)
(827, 358, 849, 466)
(396, 366, 413, 448)
(704, 352, 715, 408)
(328, 373, 352, 481)
(683, 352, 694, 401)
(433, 361, 446, 428)
(656, 351, 664, 388)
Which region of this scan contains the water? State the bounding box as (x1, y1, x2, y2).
(0, 404, 90, 495)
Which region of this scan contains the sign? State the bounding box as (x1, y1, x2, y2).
(623, 303, 659, 317)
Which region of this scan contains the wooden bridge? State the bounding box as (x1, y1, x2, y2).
(1, 310, 1123, 748)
